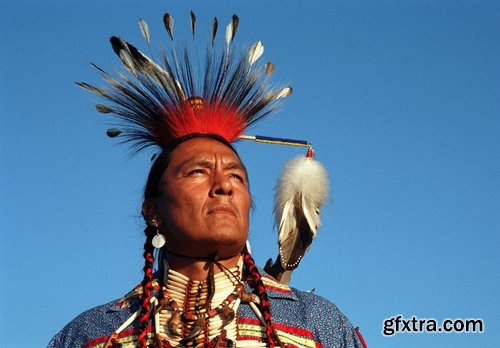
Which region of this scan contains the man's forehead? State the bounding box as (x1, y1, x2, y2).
(176, 153, 245, 169)
(169, 137, 245, 167)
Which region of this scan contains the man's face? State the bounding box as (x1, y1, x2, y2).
(153, 137, 251, 259)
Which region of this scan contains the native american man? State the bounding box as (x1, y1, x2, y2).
(49, 12, 366, 348)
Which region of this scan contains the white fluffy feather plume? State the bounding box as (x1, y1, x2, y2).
(269, 155, 329, 283)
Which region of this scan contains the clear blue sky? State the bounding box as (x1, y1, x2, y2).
(1, 1, 499, 347)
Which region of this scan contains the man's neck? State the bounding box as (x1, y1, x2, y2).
(163, 252, 242, 281)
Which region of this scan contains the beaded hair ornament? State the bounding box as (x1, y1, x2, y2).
(78, 11, 329, 347)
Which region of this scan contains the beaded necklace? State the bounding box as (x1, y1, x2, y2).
(154, 258, 244, 347)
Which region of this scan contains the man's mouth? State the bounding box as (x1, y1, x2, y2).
(208, 205, 237, 217)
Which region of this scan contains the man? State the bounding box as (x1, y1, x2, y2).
(49, 12, 366, 348)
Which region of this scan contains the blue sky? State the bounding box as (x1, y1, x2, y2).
(1, 1, 499, 347)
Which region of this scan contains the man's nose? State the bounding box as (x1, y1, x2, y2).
(209, 173, 233, 197)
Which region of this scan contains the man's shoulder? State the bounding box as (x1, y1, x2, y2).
(255, 274, 365, 347)
(47, 293, 139, 348)
(259, 271, 342, 310)
(262, 276, 344, 318)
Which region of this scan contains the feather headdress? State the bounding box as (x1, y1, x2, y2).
(76, 12, 292, 152)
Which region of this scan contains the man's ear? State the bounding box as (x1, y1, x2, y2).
(142, 199, 160, 226)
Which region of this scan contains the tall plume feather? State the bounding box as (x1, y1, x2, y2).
(231, 15, 239, 40)
(265, 62, 275, 76)
(225, 20, 233, 47)
(139, 19, 150, 45)
(275, 86, 293, 100)
(189, 11, 196, 39)
(211, 17, 218, 45)
(225, 15, 239, 46)
(163, 13, 174, 41)
(248, 41, 264, 65)
(96, 104, 113, 113)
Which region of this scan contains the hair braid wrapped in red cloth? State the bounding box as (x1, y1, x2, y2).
(243, 250, 279, 348)
(137, 226, 155, 347)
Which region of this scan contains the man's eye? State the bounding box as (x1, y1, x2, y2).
(230, 173, 244, 182)
(190, 169, 206, 175)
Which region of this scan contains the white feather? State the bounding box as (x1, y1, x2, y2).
(278, 200, 295, 241)
(275, 86, 293, 100)
(248, 41, 264, 65)
(274, 156, 329, 269)
(139, 19, 150, 45)
(225, 21, 233, 47)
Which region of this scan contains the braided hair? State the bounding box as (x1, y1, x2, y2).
(136, 226, 155, 347)
(242, 250, 281, 347)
